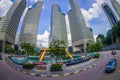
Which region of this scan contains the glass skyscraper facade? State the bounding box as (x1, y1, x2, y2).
(50, 3, 68, 45)
(19, 1, 43, 47)
(102, 3, 118, 27)
(68, 0, 94, 52)
(0, 0, 26, 52)
(110, 0, 120, 18)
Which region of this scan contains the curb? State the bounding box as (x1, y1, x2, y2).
(5, 58, 98, 77)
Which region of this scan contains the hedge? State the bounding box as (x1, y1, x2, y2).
(50, 64, 63, 71)
(23, 63, 35, 69)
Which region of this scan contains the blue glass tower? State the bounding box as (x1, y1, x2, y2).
(102, 3, 118, 27)
(110, 0, 120, 18)
(10, 0, 16, 2)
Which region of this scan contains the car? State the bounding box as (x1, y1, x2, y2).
(0, 54, 2, 60)
(111, 51, 116, 55)
(105, 59, 116, 73)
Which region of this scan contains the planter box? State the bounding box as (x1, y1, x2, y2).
(55, 62, 63, 66)
(36, 65, 46, 70)
(33, 62, 47, 65)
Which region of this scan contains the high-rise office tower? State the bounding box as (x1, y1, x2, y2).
(0, 0, 26, 52)
(68, 0, 94, 52)
(49, 3, 68, 45)
(110, 0, 120, 18)
(102, 3, 118, 27)
(19, 1, 43, 46)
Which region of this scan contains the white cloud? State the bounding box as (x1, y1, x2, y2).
(42, 5, 45, 10)
(94, 35, 98, 42)
(48, 26, 50, 32)
(29, 0, 38, 3)
(0, 0, 13, 17)
(106, 26, 111, 31)
(37, 31, 49, 48)
(81, 0, 106, 23)
(68, 33, 72, 46)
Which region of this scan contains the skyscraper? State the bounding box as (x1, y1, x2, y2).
(68, 0, 94, 52)
(102, 3, 118, 27)
(0, 0, 26, 52)
(110, 0, 120, 18)
(49, 3, 68, 45)
(19, 1, 43, 46)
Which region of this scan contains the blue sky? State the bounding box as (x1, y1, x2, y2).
(0, 0, 120, 47)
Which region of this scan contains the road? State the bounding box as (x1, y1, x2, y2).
(0, 51, 120, 80)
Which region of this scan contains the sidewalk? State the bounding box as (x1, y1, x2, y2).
(35, 59, 97, 77)
(3, 54, 101, 77)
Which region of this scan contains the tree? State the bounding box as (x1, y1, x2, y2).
(20, 42, 37, 56)
(112, 25, 119, 42)
(103, 35, 112, 45)
(5, 45, 14, 54)
(97, 34, 104, 43)
(103, 29, 114, 45)
(98, 20, 120, 47)
(116, 20, 120, 41)
(49, 39, 67, 62)
(86, 42, 102, 52)
(20, 42, 37, 63)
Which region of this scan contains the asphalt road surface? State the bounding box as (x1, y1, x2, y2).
(0, 50, 120, 80)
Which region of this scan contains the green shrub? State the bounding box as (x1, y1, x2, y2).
(93, 53, 100, 58)
(23, 63, 35, 69)
(50, 64, 62, 71)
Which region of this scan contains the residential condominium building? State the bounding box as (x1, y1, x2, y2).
(110, 0, 120, 18)
(19, 1, 43, 47)
(102, 3, 118, 27)
(0, 0, 26, 52)
(49, 3, 68, 46)
(68, 0, 94, 52)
